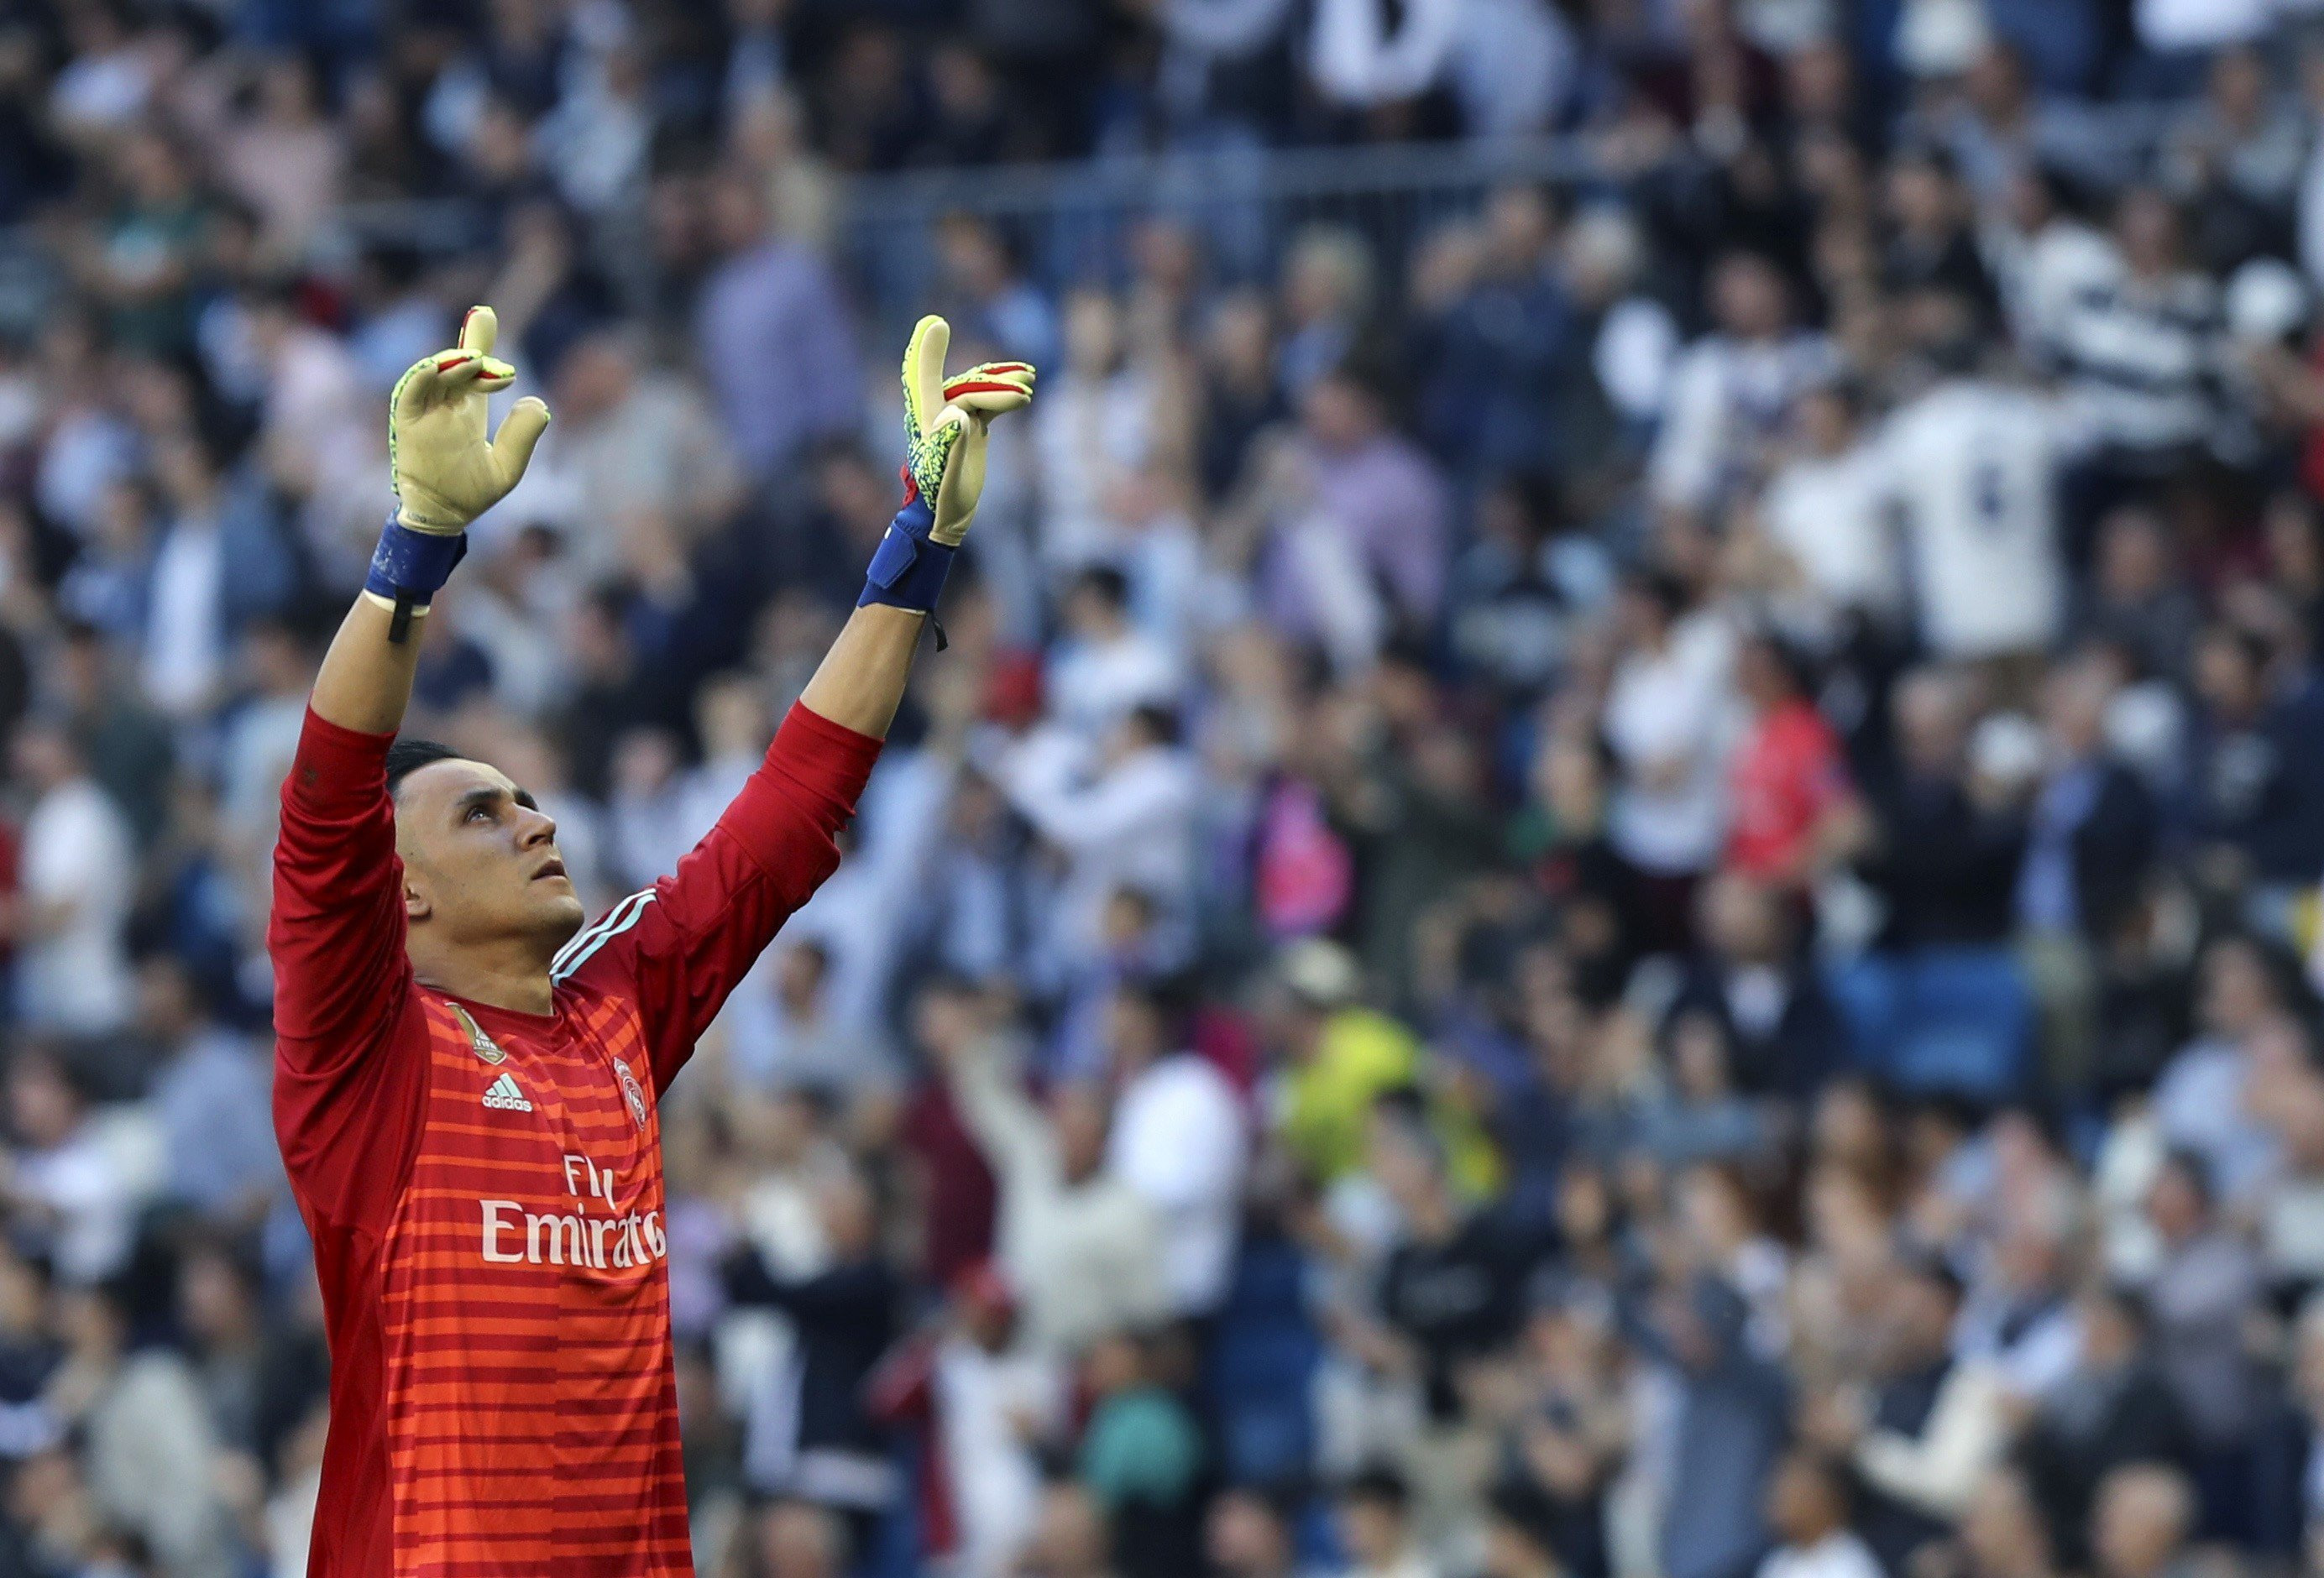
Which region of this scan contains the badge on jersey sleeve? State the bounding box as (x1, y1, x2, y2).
(448, 1002, 506, 1065)
(614, 1058, 650, 1131)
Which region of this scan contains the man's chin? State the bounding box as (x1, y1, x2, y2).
(539, 894, 589, 949)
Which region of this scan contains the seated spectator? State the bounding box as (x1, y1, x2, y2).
(1332, 1466, 1437, 1578)
(2086, 1465, 2196, 1578)
(1804, 1256, 2007, 1575)
(1857, 666, 2026, 952)
(2019, 1284, 2193, 1565)
(2133, 1153, 2264, 1495)
(1668, 870, 1847, 1100)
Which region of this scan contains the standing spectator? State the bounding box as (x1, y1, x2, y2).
(941, 1035, 1171, 1355)
(1102, 979, 1248, 1320)
(694, 166, 859, 487)
(1651, 253, 1831, 522)
(8, 720, 134, 1037)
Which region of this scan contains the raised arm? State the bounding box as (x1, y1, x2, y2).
(270, 309, 551, 1220)
(274, 306, 551, 1058)
(797, 316, 1034, 737)
(556, 317, 1035, 1089)
(309, 306, 549, 736)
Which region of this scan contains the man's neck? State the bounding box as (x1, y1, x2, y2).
(414, 942, 558, 1016)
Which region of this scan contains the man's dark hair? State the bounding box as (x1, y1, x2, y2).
(1070, 564, 1130, 611)
(385, 738, 462, 799)
(1340, 1464, 1410, 1513)
(1126, 703, 1180, 748)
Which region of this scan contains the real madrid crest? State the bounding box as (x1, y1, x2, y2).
(614, 1058, 650, 1131)
(448, 1003, 506, 1065)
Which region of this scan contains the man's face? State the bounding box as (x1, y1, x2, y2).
(394, 759, 584, 953)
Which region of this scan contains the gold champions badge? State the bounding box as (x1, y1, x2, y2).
(448, 1003, 506, 1065)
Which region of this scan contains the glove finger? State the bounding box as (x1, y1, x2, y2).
(489, 395, 552, 483)
(458, 305, 500, 356)
(390, 356, 435, 421)
(944, 369, 1035, 401)
(433, 353, 485, 391)
(475, 355, 517, 391)
(953, 386, 1031, 417)
(903, 316, 951, 436)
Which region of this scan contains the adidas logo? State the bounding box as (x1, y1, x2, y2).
(481, 1073, 532, 1113)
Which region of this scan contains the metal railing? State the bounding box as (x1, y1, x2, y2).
(834, 134, 1605, 339)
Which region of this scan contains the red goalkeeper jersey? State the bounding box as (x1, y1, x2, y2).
(269, 702, 880, 1577)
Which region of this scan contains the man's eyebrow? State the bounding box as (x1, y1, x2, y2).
(513, 788, 539, 812)
(453, 784, 510, 818)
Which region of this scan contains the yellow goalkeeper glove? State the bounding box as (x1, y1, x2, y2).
(367, 306, 552, 640)
(862, 315, 1035, 620)
(388, 305, 551, 532)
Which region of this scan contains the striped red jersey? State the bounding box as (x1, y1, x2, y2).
(270, 703, 880, 1577)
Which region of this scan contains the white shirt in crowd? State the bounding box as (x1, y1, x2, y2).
(19, 775, 137, 1035)
(993, 726, 1199, 970)
(1756, 1530, 1885, 1578)
(1108, 1052, 1249, 1316)
(1881, 379, 2065, 661)
(1650, 332, 1834, 514)
(935, 1335, 1064, 1578)
(1045, 627, 1185, 740)
(1759, 441, 1901, 629)
(2134, 0, 2270, 52)
(1603, 611, 1740, 876)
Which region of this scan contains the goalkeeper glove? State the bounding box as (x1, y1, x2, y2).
(367, 305, 552, 640)
(859, 315, 1034, 624)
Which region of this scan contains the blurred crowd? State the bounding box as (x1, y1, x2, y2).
(26, 1, 2324, 1578)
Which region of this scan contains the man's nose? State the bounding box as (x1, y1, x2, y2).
(519, 807, 558, 846)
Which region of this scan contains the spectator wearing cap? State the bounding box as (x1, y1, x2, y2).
(1270, 940, 1420, 1187)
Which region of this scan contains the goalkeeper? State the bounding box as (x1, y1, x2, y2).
(267, 306, 1030, 1575)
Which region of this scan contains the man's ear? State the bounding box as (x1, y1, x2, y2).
(404, 876, 431, 924)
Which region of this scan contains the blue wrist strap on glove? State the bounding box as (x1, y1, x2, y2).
(365, 514, 469, 644)
(857, 497, 955, 643)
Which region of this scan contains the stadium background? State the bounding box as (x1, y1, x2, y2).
(8, 0, 2324, 1575)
